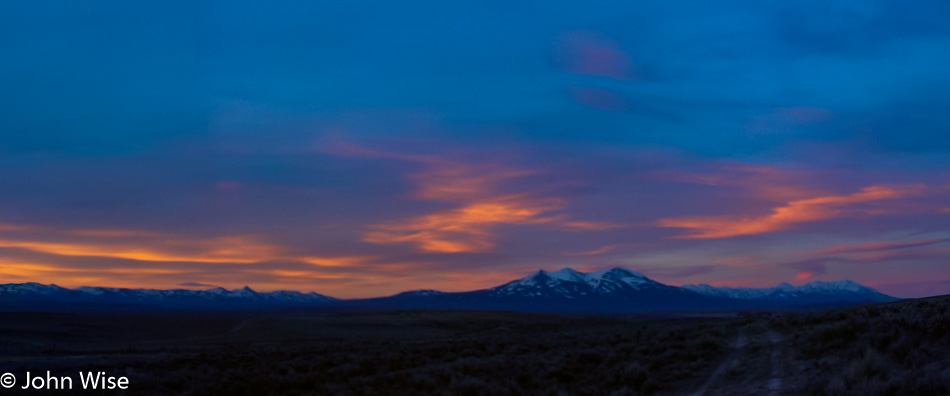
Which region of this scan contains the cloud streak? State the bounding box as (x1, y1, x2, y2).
(333, 144, 624, 253)
(0, 222, 391, 296)
(813, 238, 950, 255)
(658, 184, 927, 239)
(563, 244, 622, 256)
(364, 194, 567, 253)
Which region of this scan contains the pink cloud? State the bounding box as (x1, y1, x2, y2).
(794, 271, 815, 281)
(658, 184, 927, 239)
(333, 144, 624, 253)
(812, 238, 950, 256)
(563, 244, 621, 256)
(555, 31, 637, 80)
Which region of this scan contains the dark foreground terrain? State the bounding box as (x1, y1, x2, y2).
(1, 295, 948, 395)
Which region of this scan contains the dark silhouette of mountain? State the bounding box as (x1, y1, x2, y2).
(0, 267, 898, 313)
(682, 280, 896, 305)
(345, 268, 897, 313)
(0, 282, 335, 312)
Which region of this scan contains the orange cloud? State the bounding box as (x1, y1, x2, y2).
(0, 236, 281, 264)
(794, 272, 815, 281)
(0, 221, 391, 296)
(1, 217, 552, 297)
(559, 221, 626, 231)
(812, 238, 950, 256)
(337, 144, 624, 253)
(792, 238, 950, 264)
(364, 194, 566, 253)
(409, 162, 537, 202)
(0, 233, 377, 268)
(563, 244, 621, 256)
(0, 223, 34, 231)
(658, 185, 926, 239)
(300, 256, 379, 267)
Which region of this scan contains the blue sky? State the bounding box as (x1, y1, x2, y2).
(1, 1, 949, 297)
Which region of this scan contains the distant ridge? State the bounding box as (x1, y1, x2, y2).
(0, 268, 898, 313)
(491, 268, 895, 302)
(351, 267, 897, 313)
(0, 283, 335, 312)
(681, 280, 896, 303)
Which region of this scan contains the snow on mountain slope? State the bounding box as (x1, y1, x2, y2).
(548, 268, 588, 282)
(486, 267, 897, 308)
(0, 283, 337, 307)
(0, 283, 69, 295)
(490, 267, 669, 298)
(681, 280, 896, 302)
(586, 268, 658, 292)
(396, 290, 446, 297)
(491, 269, 592, 298)
(0, 269, 899, 313)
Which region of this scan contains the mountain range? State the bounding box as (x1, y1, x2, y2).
(0, 282, 336, 312)
(0, 268, 898, 313)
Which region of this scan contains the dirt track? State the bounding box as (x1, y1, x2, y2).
(691, 324, 786, 396)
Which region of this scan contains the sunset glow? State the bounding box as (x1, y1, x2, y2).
(2, 1, 950, 299)
(657, 185, 929, 239)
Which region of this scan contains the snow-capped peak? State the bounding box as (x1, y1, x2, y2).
(590, 268, 643, 279)
(0, 283, 68, 295)
(512, 267, 647, 286)
(587, 268, 647, 281)
(230, 286, 257, 297)
(76, 286, 106, 296)
(0, 282, 338, 308)
(681, 280, 892, 302)
(398, 289, 446, 297)
(491, 267, 661, 297)
(798, 280, 866, 293)
(548, 268, 587, 282)
(513, 270, 563, 287)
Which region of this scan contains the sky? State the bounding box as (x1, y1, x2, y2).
(1, 0, 950, 298)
